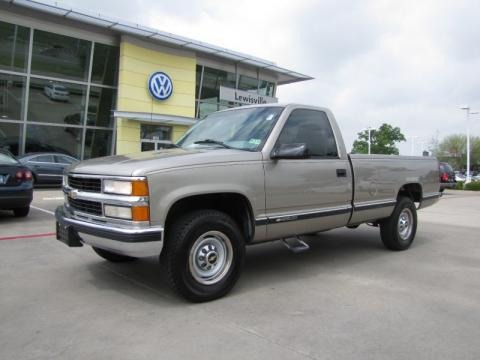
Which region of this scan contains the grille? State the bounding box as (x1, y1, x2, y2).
(68, 198, 102, 216)
(68, 176, 101, 193)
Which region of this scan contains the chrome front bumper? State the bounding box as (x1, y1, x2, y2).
(55, 206, 164, 258)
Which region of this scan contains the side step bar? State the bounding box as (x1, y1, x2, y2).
(282, 236, 310, 253)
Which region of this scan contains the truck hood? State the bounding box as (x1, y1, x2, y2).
(69, 148, 263, 177)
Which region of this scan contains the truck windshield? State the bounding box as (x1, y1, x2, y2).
(177, 106, 284, 151)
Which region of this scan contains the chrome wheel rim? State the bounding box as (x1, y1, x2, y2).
(189, 231, 233, 285)
(398, 208, 413, 241)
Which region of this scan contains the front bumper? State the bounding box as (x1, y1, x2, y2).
(55, 206, 164, 258)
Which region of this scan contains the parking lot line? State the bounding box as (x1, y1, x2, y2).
(0, 232, 56, 241)
(30, 205, 55, 216)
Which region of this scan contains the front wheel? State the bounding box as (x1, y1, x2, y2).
(380, 196, 417, 251)
(161, 210, 245, 302)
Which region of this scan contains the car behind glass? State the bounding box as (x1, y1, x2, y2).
(18, 153, 78, 186)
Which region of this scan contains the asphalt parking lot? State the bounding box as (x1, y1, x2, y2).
(1, 189, 479, 360)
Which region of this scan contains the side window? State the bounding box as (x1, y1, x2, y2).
(55, 155, 74, 164)
(276, 109, 338, 157)
(32, 155, 53, 162)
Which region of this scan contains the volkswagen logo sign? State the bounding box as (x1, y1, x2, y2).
(148, 72, 173, 100)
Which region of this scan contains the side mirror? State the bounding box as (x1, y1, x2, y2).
(271, 143, 308, 159)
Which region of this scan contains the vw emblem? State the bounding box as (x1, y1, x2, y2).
(148, 72, 173, 100)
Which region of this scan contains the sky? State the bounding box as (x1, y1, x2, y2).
(64, 0, 480, 155)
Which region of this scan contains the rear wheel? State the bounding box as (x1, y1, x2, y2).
(13, 206, 30, 217)
(161, 210, 245, 302)
(92, 247, 138, 262)
(380, 196, 417, 251)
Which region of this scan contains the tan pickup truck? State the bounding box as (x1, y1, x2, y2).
(56, 104, 440, 302)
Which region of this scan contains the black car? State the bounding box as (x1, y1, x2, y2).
(0, 149, 33, 217)
(18, 152, 78, 185)
(439, 162, 456, 192)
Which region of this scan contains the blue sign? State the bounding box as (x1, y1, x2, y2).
(148, 72, 173, 100)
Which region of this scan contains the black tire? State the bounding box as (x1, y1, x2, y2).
(161, 210, 245, 302)
(13, 206, 30, 217)
(92, 247, 138, 262)
(380, 196, 417, 251)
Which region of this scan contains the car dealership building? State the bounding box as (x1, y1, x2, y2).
(0, 0, 311, 159)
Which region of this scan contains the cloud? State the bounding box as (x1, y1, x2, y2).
(65, 0, 480, 154)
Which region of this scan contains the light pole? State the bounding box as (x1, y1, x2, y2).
(366, 126, 375, 154)
(460, 106, 478, 183)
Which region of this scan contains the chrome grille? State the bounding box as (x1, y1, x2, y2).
(68, 176, 101, 193)
(68, 198, 102, 216)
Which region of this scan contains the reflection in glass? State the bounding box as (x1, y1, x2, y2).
(88, 87, 115, 127)
(0, 122, 23, 155)
(140, 124, 172, 140)
(238, 75, 258, 92)
(0, 21, 30, 73)
(0, 73, 26, 121)
(26, 124, 82, 158)
(198, 102, 220, 119)
(91, 43, 119, 86)
(27, 78, 87, 125)
(31, 29, 91, 81)
(200, 66, 236, 103)
(84, 128, 113, 159)
(258, 80, 275, 97)
(195, 65, 202, 99)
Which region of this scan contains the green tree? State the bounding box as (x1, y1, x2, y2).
(351, 123, 406, 155)
(431, 134, 480, 171)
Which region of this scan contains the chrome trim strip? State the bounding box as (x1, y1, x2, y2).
(64, 187, 149, 206)
(255, 205, 352, 225)
(61, 214, 164, 236)
(69, 173, 146, 181)
(422, 192, 441, 200)
(70, 211, 150, 229)
(354, 199, 397, 211)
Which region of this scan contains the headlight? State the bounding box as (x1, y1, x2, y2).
(104, 204, 150, 221)
(104, 205, 132, 220)
(103, 179, 149, 196)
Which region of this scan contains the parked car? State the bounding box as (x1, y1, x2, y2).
(454, 171, 465, 182)
(439, 162, 456, 192)
(18, 153, 78, 185)
(43, 83, 70, 102)
(0, 149, 33, 217)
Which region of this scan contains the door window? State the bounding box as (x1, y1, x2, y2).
(31, 155, 54, 163)
(276, 109, 338, 158)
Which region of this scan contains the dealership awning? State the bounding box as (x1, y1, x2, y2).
(8, 0, 313, 85)
(113, 111, 197, 126)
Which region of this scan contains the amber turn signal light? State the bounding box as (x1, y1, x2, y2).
(132, 206, 150, 221)
(132, 180, 149, 196)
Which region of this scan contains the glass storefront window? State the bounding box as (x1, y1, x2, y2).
(0, 21, 30, 73)
(25, 124, 82, 158)
(198, 102, 220, 119)
(31, 29, 91, 81)
(0, 73, 26, 121)
(140, 124, 172, 140)
(258, 80, 275, 97)
(27, 78, 87, 125)
(0, 122, 23, 156)
(84, 128, 113, 159)
(200, 66, 236, 103)
(238, 75, 258, 92)
(88, 87, 115, 127)
(195, 65, 202, 99)
(91, 43, 119, 86)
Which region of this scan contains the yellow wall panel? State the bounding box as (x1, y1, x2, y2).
(116, 39, 196, 153)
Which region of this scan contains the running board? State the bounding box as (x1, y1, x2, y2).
(282, 237, 310, 253)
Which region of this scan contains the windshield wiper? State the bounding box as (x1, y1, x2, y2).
(193, 139, 233, 149)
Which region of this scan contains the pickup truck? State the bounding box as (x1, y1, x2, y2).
(55, 104, 440, 302)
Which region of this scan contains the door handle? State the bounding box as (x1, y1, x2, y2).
(336, 169, 347, 177)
